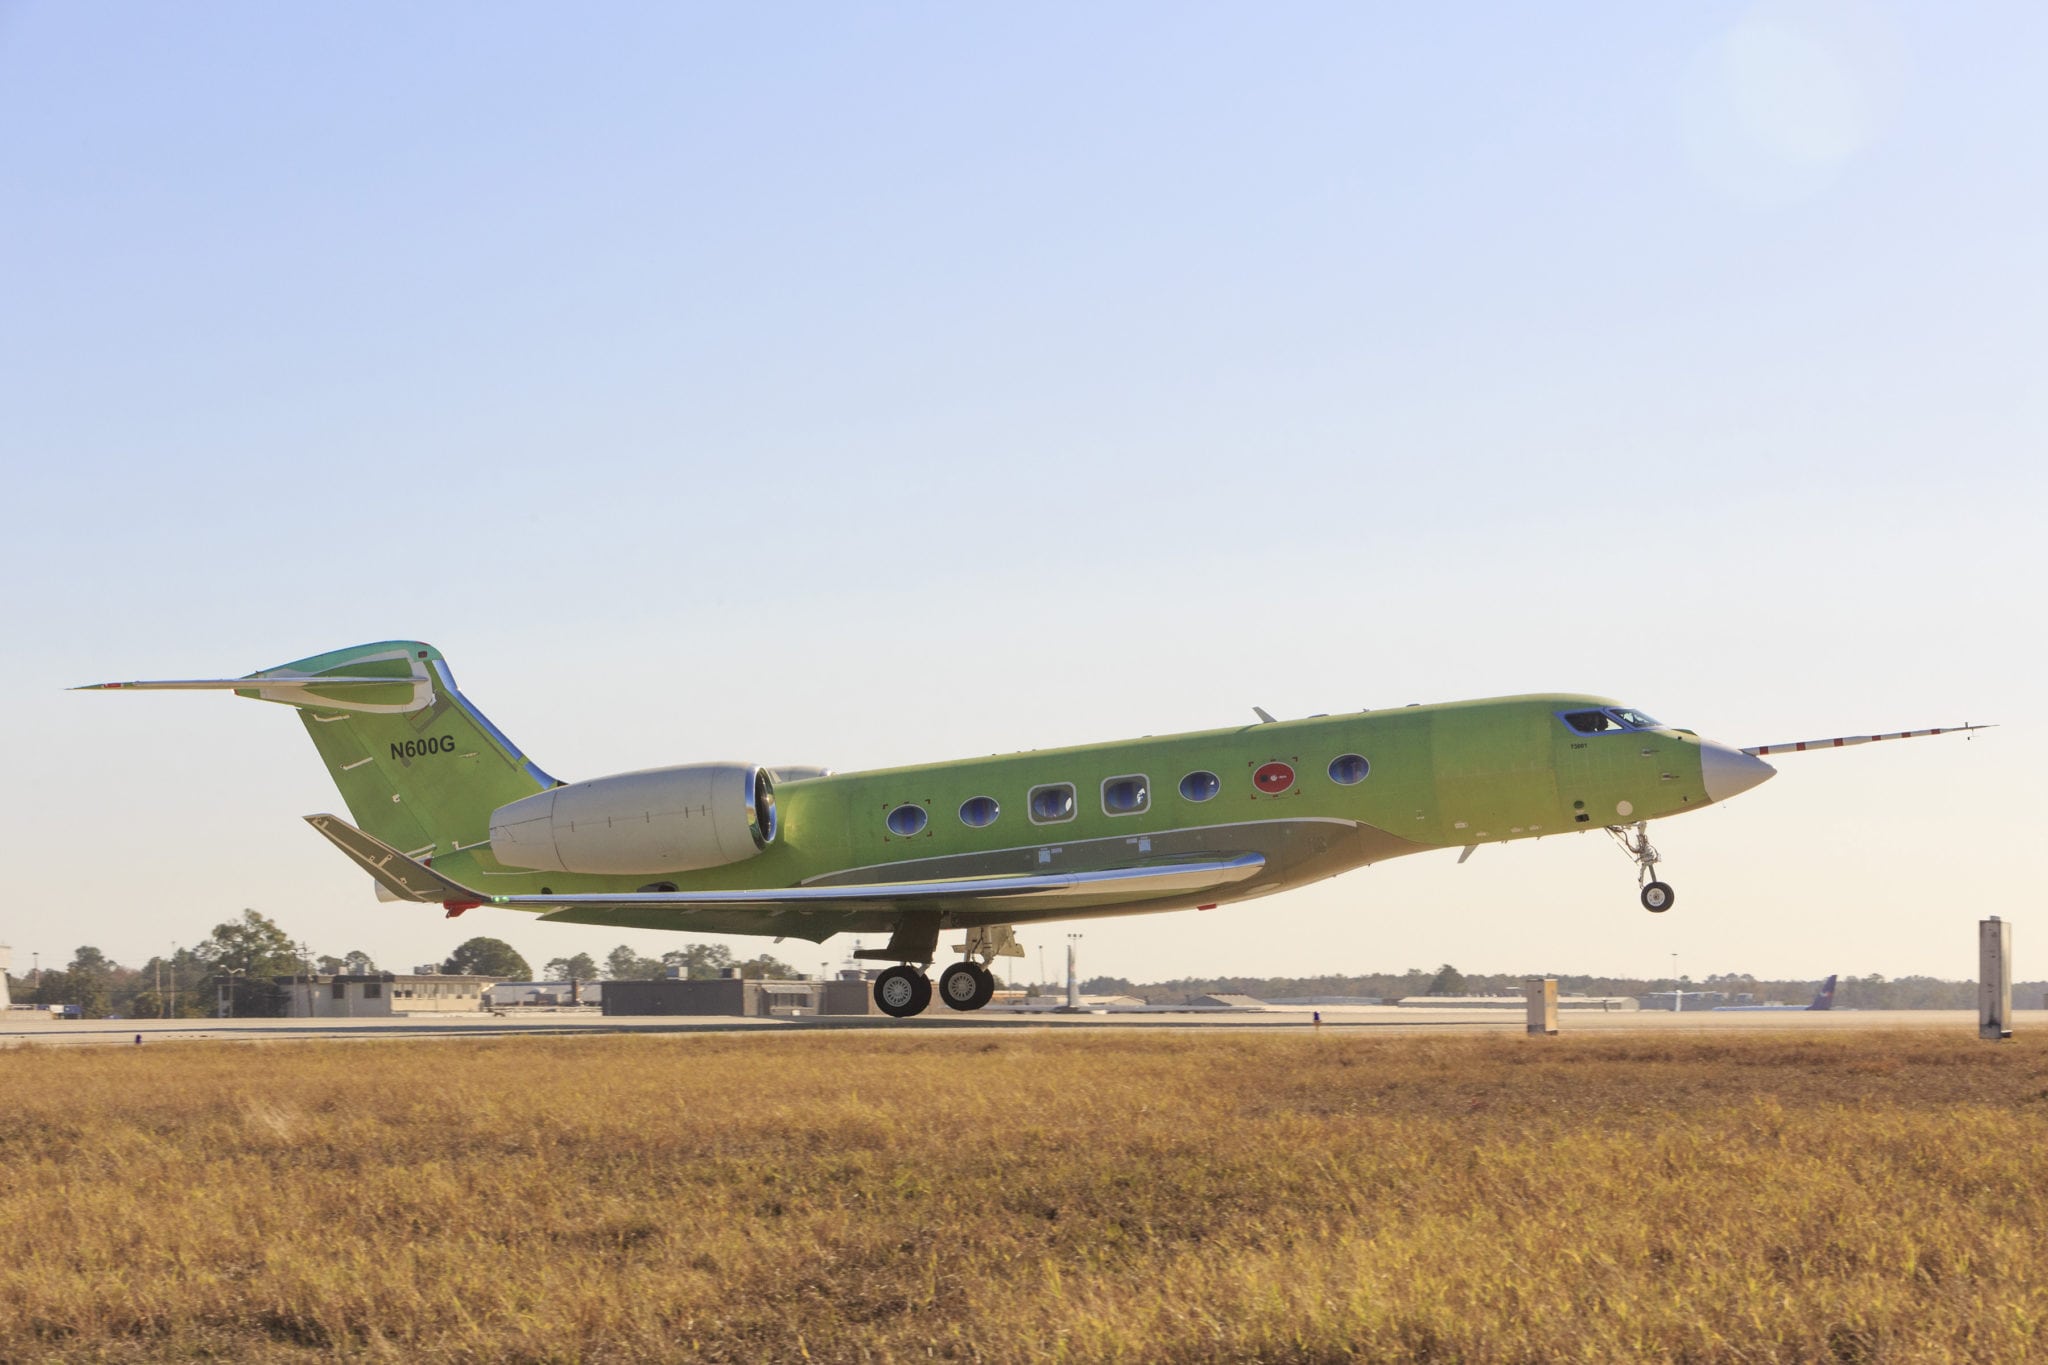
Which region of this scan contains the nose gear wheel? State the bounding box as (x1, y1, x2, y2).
(1607, 822, 1675, 912)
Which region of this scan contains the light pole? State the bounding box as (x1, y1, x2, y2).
(217, 967, 247, 1019)
(1066, 933, 1083, 1010)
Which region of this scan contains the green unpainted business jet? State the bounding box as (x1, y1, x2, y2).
(82, 641, 1985, 1018)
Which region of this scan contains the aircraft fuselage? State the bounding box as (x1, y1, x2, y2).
(453, 694, 1766, 937)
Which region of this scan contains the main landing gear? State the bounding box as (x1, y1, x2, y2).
(872, 961, 993, 1017)
(1608, 821, 1675, 913)
(873, 965, 933, 1018)
(858, 922, 1022, 1017)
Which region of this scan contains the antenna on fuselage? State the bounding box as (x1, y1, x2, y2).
(1252, 707, 1276, 724)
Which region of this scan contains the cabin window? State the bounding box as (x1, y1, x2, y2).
(1179, 770, 1221, 802)
(1028, 783, 1076, 824)
(959, 795, 1000, 828)
(1101, 775, 1149, 816)
(885, 804, 929, 837)
(1561, 710, 1621, 734)
(1327, 754, 1370, 785)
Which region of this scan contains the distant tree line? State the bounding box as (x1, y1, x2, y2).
(4, 913, 799, 1020)
(1082, 966, 2048, 1011)
(9, 910, 375, 1020)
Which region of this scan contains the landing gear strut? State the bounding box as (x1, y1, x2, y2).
(1608, 821, 1675, 913)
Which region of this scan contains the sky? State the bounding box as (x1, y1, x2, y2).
(2, 1, 2041, 988)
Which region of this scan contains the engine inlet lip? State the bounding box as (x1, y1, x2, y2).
(747, 767, 779, 848)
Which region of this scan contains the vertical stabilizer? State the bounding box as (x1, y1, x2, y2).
(1808, 974, 1837, 1011)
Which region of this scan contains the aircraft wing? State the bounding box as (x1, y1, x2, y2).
(304, 813, 1264, 920)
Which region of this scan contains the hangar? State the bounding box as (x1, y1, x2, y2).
(601, 971, 879, 1018)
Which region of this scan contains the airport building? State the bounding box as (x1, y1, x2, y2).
(275, 972, 497, 1018)
(601, 970, 880, 1018)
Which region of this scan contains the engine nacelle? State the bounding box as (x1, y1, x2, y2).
(488, 762, 777, 875)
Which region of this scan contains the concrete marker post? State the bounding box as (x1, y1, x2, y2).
(1979, 916, 2012, 1041)
(1525, 977, 1558, 1036)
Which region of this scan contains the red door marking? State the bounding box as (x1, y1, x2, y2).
(1253, 761, 1295, 794)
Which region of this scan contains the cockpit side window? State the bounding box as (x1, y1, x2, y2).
(1561, 710, 1618, 734)
(1609, 708, 1661, 730)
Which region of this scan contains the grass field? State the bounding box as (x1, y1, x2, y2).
(2, 1030, 2045, 1363)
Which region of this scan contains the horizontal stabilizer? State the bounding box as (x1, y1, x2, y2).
(305, 814, 478, 904)
(78, 643, 442, 717)
(1743, 724, 1991, 757)
(78, 676, 416, 691)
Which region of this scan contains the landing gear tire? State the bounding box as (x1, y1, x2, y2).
(875, 965, 933, 1018)
(1641, 881, 1675, 913)
(939, 962, 996, 1012)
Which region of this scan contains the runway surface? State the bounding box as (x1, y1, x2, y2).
(4, 1005, 2035, 1047)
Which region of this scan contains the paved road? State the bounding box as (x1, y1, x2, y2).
(4, 1006, 2033, 1047)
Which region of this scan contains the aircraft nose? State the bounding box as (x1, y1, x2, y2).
(1701, 742, 1775, 803)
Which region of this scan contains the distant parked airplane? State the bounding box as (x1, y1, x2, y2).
(81, 642, 1981, 1017)
(1713, 975, 1838, 1012)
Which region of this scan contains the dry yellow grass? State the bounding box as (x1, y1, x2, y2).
(2, 1029, 2045, 1362)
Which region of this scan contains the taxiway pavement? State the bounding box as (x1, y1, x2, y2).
(3, 1006, 2033, 1047)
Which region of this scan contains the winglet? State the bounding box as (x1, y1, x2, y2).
(303, 813, 491, 907)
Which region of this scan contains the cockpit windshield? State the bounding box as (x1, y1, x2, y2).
(1560, 707, 1664, 735)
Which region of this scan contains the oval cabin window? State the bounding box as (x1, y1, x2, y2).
(1327, 754, 1370, 785)
(885, 804, 929, 837)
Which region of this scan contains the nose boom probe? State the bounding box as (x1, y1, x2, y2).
(1742, 724, 1991, 757)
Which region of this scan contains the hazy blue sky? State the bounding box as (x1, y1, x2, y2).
(3, 2, 2040, 987)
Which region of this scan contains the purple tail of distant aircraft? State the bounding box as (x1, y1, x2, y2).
(1711, 974, 1837, 1012)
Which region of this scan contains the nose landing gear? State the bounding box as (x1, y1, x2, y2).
(1608, 821, 1675, 913)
